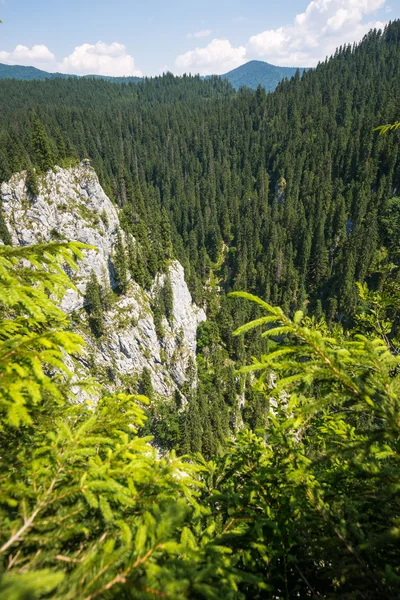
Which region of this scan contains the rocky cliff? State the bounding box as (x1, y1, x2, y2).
(1, 162, 206, 398)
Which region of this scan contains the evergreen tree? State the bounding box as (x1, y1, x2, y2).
(29, 113, 54, 172)
(113, 230, 128, 293)
(25, 166, 39, 197)
(0, 209, 12, 246)
(2, 241, 400, 599)
(85, 270, 104, 337)
(162, 272, 174, 324)
(140, 366, 154, 400)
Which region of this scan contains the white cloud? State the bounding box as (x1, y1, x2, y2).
(0, 44, 57, 69)
(186, 29, 213, 39)
(175, 38, 246, 75)
(0, 41, 143, 77)
(59, 42, 142, 76)
(247, 0, 387, 66)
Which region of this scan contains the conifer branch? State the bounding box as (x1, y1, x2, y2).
(0, 473, 60, 554)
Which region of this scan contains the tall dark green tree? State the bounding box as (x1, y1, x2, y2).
(140, 366, 154, 400)
(85, 270, 104, 337)
(113, 230, 128, 293)
(29, 113, 54, 173)
(25, 167, 39, 197)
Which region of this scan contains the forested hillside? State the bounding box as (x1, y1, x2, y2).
(0, 59, 303, 91)
(1, 19, 400, 600)
(0, 63, 71, 80)
(1, 24, 399, 314)
(220, 59, 306, 91)
(0, 62, 143, 83)
(0, 22, 400, 450)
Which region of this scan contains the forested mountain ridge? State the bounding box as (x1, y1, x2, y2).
(0, 62, 141, 82)
(0, 21, 400, 450)
(0, 63, 73, 80)
(0, 59, 305, 91)
(1, 21, 400, 599)
(220, 59, 306, 91)
(1, 23, 399, 311)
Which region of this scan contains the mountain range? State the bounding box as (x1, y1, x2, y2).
(2, 21, 400, 598)
(0, 59, 306, 92)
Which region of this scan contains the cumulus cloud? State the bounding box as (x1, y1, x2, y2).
(0, 41, 143, 76)
(186, 29, 213, 39)
(247, 0, 387, 66)
(59, 41, 142, 76)
(175, 38, 246, 75)
(0, 44, 57, 69)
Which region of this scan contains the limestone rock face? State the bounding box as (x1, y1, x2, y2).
(1, 161, 119, 313)
(1, 162, 206, 398)
(152, 262, 205, 387)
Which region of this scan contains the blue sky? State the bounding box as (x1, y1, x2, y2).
(0, 0, 396, 76)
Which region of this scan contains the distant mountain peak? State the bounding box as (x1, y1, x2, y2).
(0, 59, 308, 93)
(220, 60, 307, 92)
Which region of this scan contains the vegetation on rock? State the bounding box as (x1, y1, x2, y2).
(1, 21, 400, 598)
(1, 240, 400, 598)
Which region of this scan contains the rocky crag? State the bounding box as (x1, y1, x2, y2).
(1, 161, 206, 398)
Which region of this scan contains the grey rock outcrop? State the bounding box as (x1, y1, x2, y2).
(1, 162, 206, 398)
(2, 161, 119, 313)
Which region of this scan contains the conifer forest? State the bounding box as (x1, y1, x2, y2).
(1, 19, 400, 600)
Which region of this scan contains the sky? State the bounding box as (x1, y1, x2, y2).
(0, 0, 397, 77)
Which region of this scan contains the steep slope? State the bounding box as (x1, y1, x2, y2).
(1, 22, 399, 447)
(1, 162, 206, 399)
(221, 60, 306, 91)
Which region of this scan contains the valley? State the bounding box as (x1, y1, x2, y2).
(1, 18, 400, 600)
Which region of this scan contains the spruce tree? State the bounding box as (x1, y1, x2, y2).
(25, 167, 39, 197)
(29, 113, 54, 173)
(140, 366, 154, 400)
(0, 209, 12, 246)
(113, 230, 128, 293)
(162, 272, 174, 324)
(85, 270, 104, 337)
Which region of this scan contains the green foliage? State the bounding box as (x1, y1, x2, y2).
(25, 167, 39, 197)
(0, 241, 239, 599)
(0, 210, 12, 246)
(219, 290, 400, 598)
(140, 366, 154, 400)
(162, 273, 174, 324)
(152, 285, 165, 340)
(380, 197, 400, 256)
(2, 21, 400, 597)
(85, 270, 104, 338)
(1, 21, 399, 330)
(113, 230, 128, 293)
(2, 239, 400, 598)
(29, 114, 54, 173)
(374, 121, 400, 134)
(0, 241, 88, 428)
